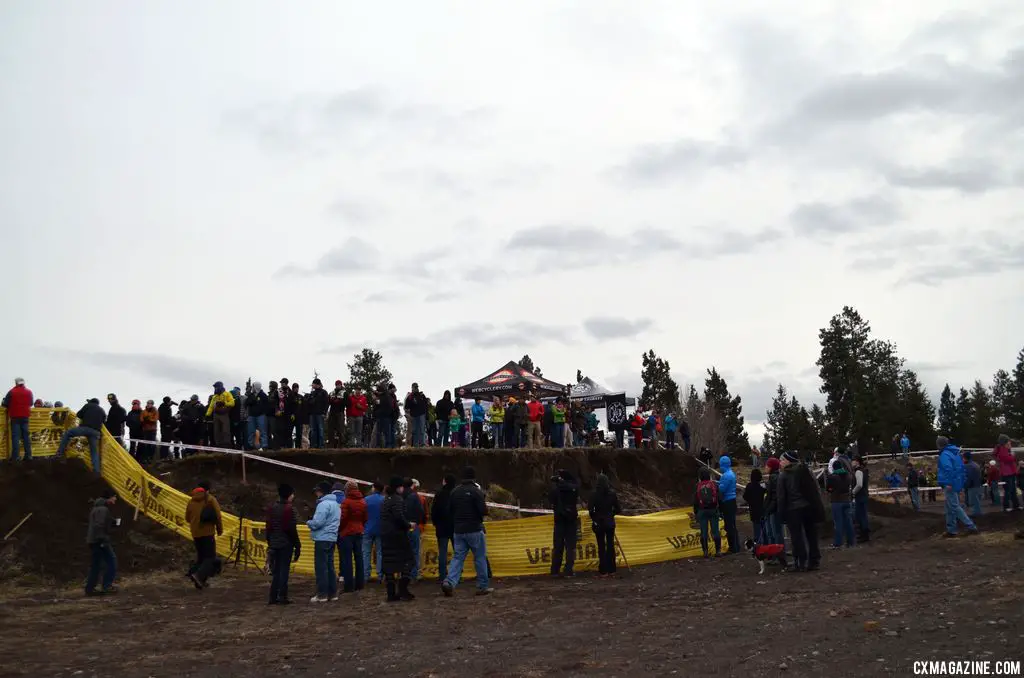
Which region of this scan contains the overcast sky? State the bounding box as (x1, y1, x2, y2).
(3, 1, 1023, 444)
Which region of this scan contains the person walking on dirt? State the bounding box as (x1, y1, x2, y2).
(993, 434, 1021, 512)
(431, 474, 457, 582)
(694, 468, 722, 557)
(441, 466, 492, 596)
(362, 481, 385, 584)
(717, 455, 739, 555)
(763, 457, 783, 546)
(3, 377, 33, 461)
(85, 489, 119, 596)
(937, 437, 979, 538)
(105, 393, 128, 451)
(339, 481, 367, 593)
(778, 451, 825, 572)
(380, 476, 415, 602)
(588, 473, 622, 575)
(962, 451, 984, 519)
(184, 481, 224, 590)
(549, 469, 580, 576)
(56, 398, 106, 475)
(852, 457, 870, 542)
(266, 483, 301, 605)
(307, 481, 341, 602)
(826, 455, 854, 549)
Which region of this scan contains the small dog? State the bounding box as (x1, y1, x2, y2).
(744, 538, 788, 574)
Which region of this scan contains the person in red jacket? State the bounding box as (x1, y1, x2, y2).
(346, 387, 368, 447)
(629, 412, 645, 449)
(338, 481, 368, 592)
(994, 434, 1021, 512)
(526, 396, 545, 448)
(3, 378, 34, 461)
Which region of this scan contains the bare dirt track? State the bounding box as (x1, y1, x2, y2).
(2, 513, 1022, 678)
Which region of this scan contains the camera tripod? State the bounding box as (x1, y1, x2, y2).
(226, 514, 265, 574)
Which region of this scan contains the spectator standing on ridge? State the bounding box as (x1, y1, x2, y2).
(435, 391, 453, 448)
(526, 396, 545, 449)
(229, 388, 245, 450)
(84, 489, 119, 596)
(380, 476, 415, 602)
(963, 451, 984, 518)
(431, 474, 456, 582)
(588, 473, 622, 575)
(743, 468, 766, 544)
(994, 434, 1021, 512)
(56, 398, 106, 475)
(3, 378, 33, 461)
(489, 397, 505, 449)
(550, 398, 568, 450)
(346, 386, 368, 447)
(717, 455, 739, 555)
(105, 393, 127, 451)
(679, 417, 692, 453)
(267, 381, 284, 449)
(205, 382, 235, 447)
(890, 434, 900, 461)
(405, 383, 429, 448)
(906, 462, 922, 511)
(900, 433, 911, 462)
(327, 380, 347, 448)
(374, 385, 397, 448)
(158, 397, 176, 452)
(307, 481, 341, 602)
(549, 469, 580, 577)
(750, 445, 762, 469)
(289, 382, 305, 448)
(184, 481, 224, 590)
(470, 397, 486, 449)
(663, 412, 679, 450)
(825, 454, 855, 549)
(362, 481, 385, 585)
(694, 468, 722, 558)
(441, 466, 492, 596)
(852, 457, 870, 542)
(339, 481, 367, 593)
(125, 400, 143, 458)
(778, 450, 825, 572)
(246, 382, 269, 450)
(140, 400, 160, 461)
(266, 483, 300, 605)
(308, 378, 329, 449)
(404, 478, 427, 580)
(426, 398, 438, 446)
(937, 436, 980, 537)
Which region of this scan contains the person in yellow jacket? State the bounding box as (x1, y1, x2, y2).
(184, 481, 224, 589)
(205, 381, 235, 447)
(489, 397, 506, 449)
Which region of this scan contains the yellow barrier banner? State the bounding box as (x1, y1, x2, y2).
(1, 408, 709, 578)
(0, 407, 82, 458)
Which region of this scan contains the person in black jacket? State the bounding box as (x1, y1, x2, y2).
(265, 483, 301, 605)
(777, 451, 825, 572)
(441, 466, 492, 596)
(57, 398, 107, 476)
(380, 476, 414, 602)
(85, 489, 119, 596)
(245, 383, 269, 450)
(158, 397, 177, 454)
(763, 457, 783, 546)
(290, 383, 306, 448)
(436, 391, 454, 447)
(588, 473, 622, 576)
(404, 478, 426, 580)
(105, 394, 128, 449)
(549, 469, 580, 576)
(404, 383, 429, 447)
(307, 378, 329, 449)
(743, 469, 767, 543)
(431, 474, 457, 581)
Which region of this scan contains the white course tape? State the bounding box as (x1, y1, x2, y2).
(125, 438, 553, 514)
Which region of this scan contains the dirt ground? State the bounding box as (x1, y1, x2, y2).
(2, 510, 1022, 677)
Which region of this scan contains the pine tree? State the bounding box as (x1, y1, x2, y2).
(897, 370, 936, 449)
(518, 354, 542, 377)
(809, 403, 829, 450)
(764, 384, 800, 454)
(968, 380, 998, 447)
(816, 306, 873, 448)
(991, 369, 1013, 429)
(346, 348, 394, 393)
(1005, 348, 1024, 438)
(639, 350, 680, 413)
(954, 387, 973, 446)
(703, 367, 750, 459)
(937, 384, 958, 439)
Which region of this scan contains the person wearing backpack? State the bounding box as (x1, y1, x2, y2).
(549, 469, 580, 577)
(694, 468, 722, 558)
(184, 481, 224, 590)
(717, 455, 739, 554)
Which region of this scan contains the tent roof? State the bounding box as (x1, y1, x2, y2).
(561, 377, 636, 406)
(455, 361, 566, 399)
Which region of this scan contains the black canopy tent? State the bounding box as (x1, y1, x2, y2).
(566, 377, 636, 408)
(455, 361, 567, 400)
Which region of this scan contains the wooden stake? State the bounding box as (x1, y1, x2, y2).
(3, 513, 33, 541)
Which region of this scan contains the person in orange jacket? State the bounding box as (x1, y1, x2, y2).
(140, 400, 160, 463)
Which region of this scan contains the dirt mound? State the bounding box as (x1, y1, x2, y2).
(0, 460, 192, 586)
(150, 447, 700, 517)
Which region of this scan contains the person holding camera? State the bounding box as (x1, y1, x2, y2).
(549, 469, 580, 577)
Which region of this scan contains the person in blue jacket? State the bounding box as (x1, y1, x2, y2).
(470, 398, 486, 449)
(307, 481, 342, 602)
(718, 455, 740, 554)
(362, 481, 385, 584)
(936, 436, 979, 538)
(900, 434, 911, 461)
(663, 413, 679, 450)
(884, 469, 904, 506)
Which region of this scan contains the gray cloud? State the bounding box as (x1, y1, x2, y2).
(582, 317, 655, 340)
(326, 197, 381, 224)
(615, 139, 748, 183)
(53, 350, 242, 389)
(881, 159, 1019, 194)
(275, 237, 380, 278)
(790, 192, 902, 237)
(898, 233, 1024, 285)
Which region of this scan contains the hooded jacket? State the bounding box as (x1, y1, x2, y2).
(185, 488, 224, 538)
(105, 400, 127, 436)
(404, 489, 426, 528)
(742, 479, 766, 520)
(77, 402, 107, 431)
(435, 396, 453, 422)
(937, 444, 966, 493)
(549, 475, 580, 523)
(405, 391, 428, 418)
(246, 390, 269, 418)
(449, 480, 487, 534)
(340, 487, 368, 537)
(308, 387, 329, 416)
(764, 468, 781, 515)
(717, 456, 737, 501)
(3, 384, 33, 418)
(86, 497, 116, 545)
(964, 460, 983, 489)
(588, 483, 621, 530)
(778, 462, 825, 521)
(157, 400, 174, 427)
(346, 392, 368, 418)
(307, 493, 342, 542)
(205, 391, 235, 417)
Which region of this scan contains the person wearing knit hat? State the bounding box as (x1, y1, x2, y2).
(441, 466, 493, 597)
(825, 449, 855, 549)
(380, 476, 415, 602)
(777, 450, 825, 572)
(266, 484, 300, 604)
(308, 378, 329, 449)
(307, 481, 341, 602)
(338, 480, 367, 593)
(993, 433, 1021, 512)
(763, 456, 783, 546)
(717, 455, 739, 555)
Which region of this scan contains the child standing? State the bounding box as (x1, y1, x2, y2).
(448, 409, 461, 448)
(742, 468, 766, 543)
